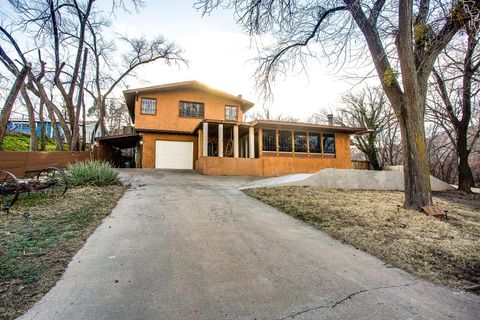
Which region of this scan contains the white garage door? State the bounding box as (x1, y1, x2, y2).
(155, 140, 193, 169)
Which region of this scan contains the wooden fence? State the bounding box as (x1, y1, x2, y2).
(351, 160, 373, 170)
(0, 151, 91, 178)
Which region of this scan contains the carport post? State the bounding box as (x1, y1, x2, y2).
(202, 122, 208, 157)
(233, 125, 239, 158)
(218, 124, 223, 157)
(249, 126, 255, 158)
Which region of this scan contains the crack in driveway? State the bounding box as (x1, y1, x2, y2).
(276, 282, 418, 320)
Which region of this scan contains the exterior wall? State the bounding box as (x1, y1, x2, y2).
(135, 89, 244, 132)
(196, 133, 352, 176)
(196, 157, 263, 176)
(141, 132, 197, 168)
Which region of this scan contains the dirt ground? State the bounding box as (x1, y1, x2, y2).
(0, 185, 126, 320)
(244, 187, 480, 292)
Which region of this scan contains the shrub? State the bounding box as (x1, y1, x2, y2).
(67, 160, 120, 186)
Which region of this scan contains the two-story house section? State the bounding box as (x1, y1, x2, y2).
(121, 80, 368, 176)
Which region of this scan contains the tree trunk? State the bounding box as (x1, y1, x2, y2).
(367, 134, 381, 170)
(0, 64, 30, 150)
(99, 100, 108, 136)
(397, 99, 433, 209)
(70, 48, 88, 151)
(82, 100, 86, 151)
(43, 103, 63, 151)
(39, 100, 47, 151)
(456, 129, 475, 192)
(21, 86, 38, 151)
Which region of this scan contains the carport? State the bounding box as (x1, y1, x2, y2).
(94, 133, 142, 168)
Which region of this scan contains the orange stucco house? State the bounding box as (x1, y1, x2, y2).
(113, 80, 367, 176)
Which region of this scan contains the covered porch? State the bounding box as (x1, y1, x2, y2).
(194, 119, 361, 176)
(196, 120, 260, 159)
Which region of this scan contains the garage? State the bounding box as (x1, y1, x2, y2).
(155, 140, 194, 169)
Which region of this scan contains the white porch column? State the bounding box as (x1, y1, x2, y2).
(249, 126, 255, 158)
(233, 125, 239, 158)
(202, 122, 208, 157)
(218, 123, 224, 157)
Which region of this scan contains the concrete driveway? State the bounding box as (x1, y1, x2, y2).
(18, 170, 480, 320)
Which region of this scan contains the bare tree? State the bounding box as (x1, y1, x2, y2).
(313, 86, 396, 170)
(196, 0, 480, 209)
(0, 25, 65, 150)
(3, 0, 160, 151)
(0, 62, 30, 150)
(85, 32, 185, 137)
(427, 25, 480, 192)
(378, 117, 403, 166)
(426, 124, 458, 184)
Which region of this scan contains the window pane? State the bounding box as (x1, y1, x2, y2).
(179, 101, 204, 118)
(278, 130, 292, 152)
(262, 129, 276, 151)
(294, 132, 307, 152)
(309, 134, 321, 153)
(225, 106, 237, 120)
(323, 134, 335, 154)
(141, 98, 156, 115)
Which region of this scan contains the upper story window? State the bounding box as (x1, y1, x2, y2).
(278, 130, 292, 152)
(225, 106, 238, 121)
(323, 134, 335, 154)
(179, 101, 204, 118)
(262, 129, 276, 151)
(294, 132, 307, 152)
(141, 98, 156, 115)
(309, 133, 321, 153)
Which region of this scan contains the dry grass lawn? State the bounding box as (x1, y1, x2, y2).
(0, 185, 126, 320)
(244, 187, 480, 292)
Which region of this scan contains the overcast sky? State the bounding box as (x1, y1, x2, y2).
(106, 0, 379, 121)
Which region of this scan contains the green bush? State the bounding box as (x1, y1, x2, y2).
(67, 160, 120, 186)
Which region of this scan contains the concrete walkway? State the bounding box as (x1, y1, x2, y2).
(18, 170, 480, 320)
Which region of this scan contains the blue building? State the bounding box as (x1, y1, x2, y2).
(7, 119, 66, 141)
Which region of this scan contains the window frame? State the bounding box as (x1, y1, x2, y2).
(140, 97, 157, 115)
(224, 105, 238, 121)
(309, 133, 322, 154)
(278, 130, 293, 152)
(179, 100, 205, 118)
(262, 129, 277, 152)
(323, 133, 336, 154)
(294, 131, 307, 153)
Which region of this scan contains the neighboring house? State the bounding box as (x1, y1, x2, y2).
(97, 80, 367, 175)
(7, 118, 66, 142)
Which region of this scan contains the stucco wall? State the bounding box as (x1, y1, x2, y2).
(196, 155, 352, 177)
(143, 131, 352, 175)
(196, 133, 352, 176)
(141, 133, 197, 169)
(135, 88, 244, 132)
(260, 133, 351, 176)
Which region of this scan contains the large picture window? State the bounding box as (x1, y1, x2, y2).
(141, 98, 156, 115)
(225, 106, 238, 120)
(278, 130, 292, 152)
(262, 129, 276, 151)
(309, 133, 321, 153)
(323, 134, 335, 154)
(294, 132, 307, 152)
(179, 101, 204, 118)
